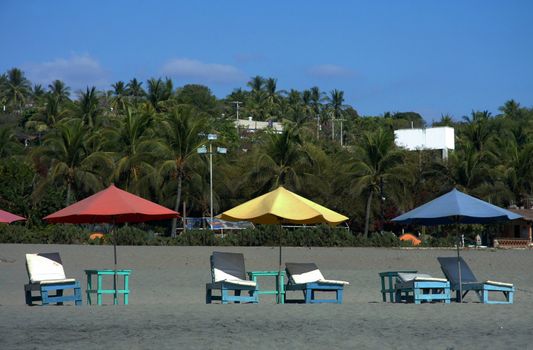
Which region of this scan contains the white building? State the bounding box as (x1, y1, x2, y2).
(235, 117, 283, 133)
(394, 126, 455, 159)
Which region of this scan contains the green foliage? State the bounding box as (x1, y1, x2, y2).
(1, 67, 533, 245)
(0, 224, 89, 244)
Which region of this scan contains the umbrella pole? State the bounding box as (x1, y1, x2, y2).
(456, 222, 462, 303)
(113, 222, 118, 305)
(278, 225, 282, 304)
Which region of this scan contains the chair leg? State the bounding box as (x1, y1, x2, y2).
(414, 288, 421, 304)
(41, 289, 49, 306)
(305, 288, 312, 303)
(482, 289, 489, 304)
(57, 289, 64, 305)
(206, 288, 212, 304)
(221, 289, 229, 304)
(337, 289, 343, 304)
(74, 287, 82, 306)
(25, 286, 32, 306)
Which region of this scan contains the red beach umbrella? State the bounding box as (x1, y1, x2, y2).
(44, 184, 179, 300)
(44, 184, 179, 224)
(0, 209, 26, 223)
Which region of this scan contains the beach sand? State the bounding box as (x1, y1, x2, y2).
(1, 244, 532, 349)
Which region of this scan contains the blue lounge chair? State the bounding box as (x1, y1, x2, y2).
(438, 257, 514, 304)
(284, 263, 349, 304)
(205, 252, 258, 304)
(394, 273, 451, 304)
(24, 253, 82, 306)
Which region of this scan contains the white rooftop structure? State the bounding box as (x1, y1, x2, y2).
(394, 126, 455, 159)
(235, 117, 283, 133)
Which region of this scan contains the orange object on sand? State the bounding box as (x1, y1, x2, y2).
(399, 233, 421, 246)
(89, 233, 104, 240)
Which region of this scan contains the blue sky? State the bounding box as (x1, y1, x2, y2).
(1, 0, 532, 121)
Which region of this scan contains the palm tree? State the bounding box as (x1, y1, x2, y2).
(110, 81, 128, 112)
(32, 84, 46, 104)
(48, 80, 71, 102)
(351, 129, 406, 237)
(499, 100, 522, 120)
(495, 136, 533, 207)
(34, 118, 111, 205)
(2, 68, 31, 112)
(244, 127, 313, 194)
(327, 89, 345, 119)
(433, 114, 454, 127)
(461, 110, 493, 153)
(75, 87, 102, 128)
(146, 78, 173, 112)
(104, 107, 162, 194)
(247, 76, 264, 93)
(0, 127, 22, 158)
(158, 105, 209, 236)
(126, 78, 146, 103)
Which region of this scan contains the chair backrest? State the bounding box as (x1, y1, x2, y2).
(25, 253, 66, 283)
(285, 263, 325, 284)
(437, 257, 478, 288)
(211, 251, 246, 282)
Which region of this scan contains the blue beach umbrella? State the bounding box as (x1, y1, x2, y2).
(392, 188, 521, 302)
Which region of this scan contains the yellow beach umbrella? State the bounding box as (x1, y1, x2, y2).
(219, 186, 348, 225)
(218, 186, 348, 269)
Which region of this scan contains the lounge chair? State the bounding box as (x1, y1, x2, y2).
(24, 253, 82, 306)
(394, 272, 451, 304)
(205, 251, 258, 304)
(284, 263, 349, 304)
(437, 257, 514, 304)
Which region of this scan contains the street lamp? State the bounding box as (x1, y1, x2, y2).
(197, 134, 227, 225)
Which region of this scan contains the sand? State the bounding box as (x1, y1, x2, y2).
(1, 244, 533, 349)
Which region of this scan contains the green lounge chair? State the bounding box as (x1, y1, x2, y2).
(205, 252, 258, 304)
(438, 257, 514, 304)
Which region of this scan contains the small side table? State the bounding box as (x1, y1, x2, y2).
(85, 269, 132, 305)
(247, 270, 285, 304)
(379, 270, 417, 302)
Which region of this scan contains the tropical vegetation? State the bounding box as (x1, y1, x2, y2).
(1, 67, 533, 244)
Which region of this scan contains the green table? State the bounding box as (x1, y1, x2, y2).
(85, 269, 132, 305)
(247, 270, 285, 304)
(379, 270, 417, 302)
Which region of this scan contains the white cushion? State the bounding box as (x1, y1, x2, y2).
(26, 253, 66, 283)
(38, 278, 77, 285)
(213, 267, 241, 283)
(290, 269, 325, 284)
(398, 273, 447, 283)
(412, 277, 447, 282)
(318, 279, 350, 285)
(222, 279, 257, 287)
(485, 280, 513, 288)
(398, 273, 431, 282)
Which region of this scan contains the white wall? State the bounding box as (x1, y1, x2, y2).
(394, 127, 455, 151)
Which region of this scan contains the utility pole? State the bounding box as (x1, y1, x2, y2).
(232, 101, 242, 121)
(316, 115, 320, 140)
(380, 176, 385, 233)
(331, 111, 335, 141)
(198, 134, 227, 226)
(339, 119, 345, 147)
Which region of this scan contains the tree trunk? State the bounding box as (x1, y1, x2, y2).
(364, 190, 373, 238)
(66, 182, 72, 206)
(171, 176, 182, 238)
